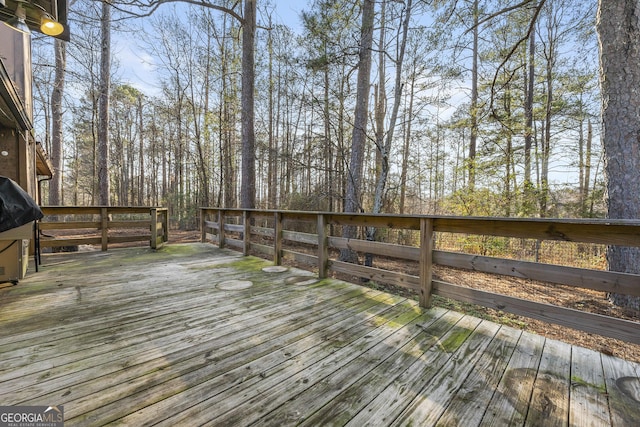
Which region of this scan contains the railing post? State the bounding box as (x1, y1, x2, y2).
(150, 208, 158, 249)
(162, 209, 168, 243)
(419, 218, 434, 308)
(101, 207, 108, 251)
(200, 209, 206, 243)
(218, 210, 225, 248)
(274, 211, 282, 265)
(243, 210, 251, 256)
(317, 213, 328, 279)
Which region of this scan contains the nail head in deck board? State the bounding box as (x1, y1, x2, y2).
(1, 243, 638, 426)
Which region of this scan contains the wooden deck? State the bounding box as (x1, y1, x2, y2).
(1, 243, 638, 426)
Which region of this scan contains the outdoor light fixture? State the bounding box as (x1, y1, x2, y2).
(5, 2, 30, 34)
(39, 11, 63, 36)
(2, 1, 66, 37)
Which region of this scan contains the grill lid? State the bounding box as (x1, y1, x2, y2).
(0, 176, 43, 233)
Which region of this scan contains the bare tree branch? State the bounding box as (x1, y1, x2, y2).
(108, 0, 244, 23)
(471, 0, 538, 31)
(488, 0, 547, 117)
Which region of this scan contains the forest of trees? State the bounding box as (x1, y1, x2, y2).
(30, 0, 603, 228)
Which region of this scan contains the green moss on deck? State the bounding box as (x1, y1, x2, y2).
(221, 257, 272, 272)
(570, 375, 607, 394)
(440, 328, 473, 353)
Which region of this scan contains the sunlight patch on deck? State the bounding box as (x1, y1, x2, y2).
(284, 276, 318, 286)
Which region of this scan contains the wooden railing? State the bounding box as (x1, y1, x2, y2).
(201, 208, 640, 344)
(40, 206, 168, 251)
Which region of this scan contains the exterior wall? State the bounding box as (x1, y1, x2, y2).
(0, 25, 32, 123)
(0, 23, 37, 196)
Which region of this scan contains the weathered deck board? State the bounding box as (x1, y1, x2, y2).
(1, 243, 639, 426)
(569, 346, 610, 426)
(525, 338, 572, 426)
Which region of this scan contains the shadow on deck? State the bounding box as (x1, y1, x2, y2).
(1, 243, 639, 426)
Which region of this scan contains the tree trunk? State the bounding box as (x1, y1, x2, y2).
(367, 0, 412, 266)
(399, 71, 415, 214)
(523, 7, 535, 214)
(97, 0, 111, 206)
(468, 0, 479, 190)
(597, 0, 640, 310)
(583, 119, 592, 215)
(365, 0, 387, 267)
(240, 0, 256, 209)
(341, 0, 375, 263)
(49, 39, 66, 206)
(267, 17, 276, 209)
(137, 95, 145, 206)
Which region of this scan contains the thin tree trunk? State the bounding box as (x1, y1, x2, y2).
(137, 95, 144, 206)
(468, 0, 479, 190)
(240, 0, 256, 209)
(49, 39, 66, 206)
(399, 72, 415, 214)
(583, 119, 592, 215)
(365, 0, 387, 267)
(341, 0, 375, 263)
(97, 0, 111, 206)
(267, 17, 276, 209)
(524, 6, 535, 213)
(367, 0, 412, 266)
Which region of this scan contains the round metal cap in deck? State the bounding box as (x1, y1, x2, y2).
(217, 280, 253, 290)
(262, 266, 288, 273)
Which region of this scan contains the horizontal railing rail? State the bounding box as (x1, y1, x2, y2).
(40, 206, 169, 251)
(201, 207, 640, 345)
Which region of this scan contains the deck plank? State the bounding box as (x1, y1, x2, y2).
(174, 300, 424, 426)
(525, 338, 572, 426)
(434, 325, 522, 426)
(31, 286, 390, 422)
(1, 275, 349, 392)
(297, 309, 465, 426)
(390, 319, 501, 426)
(0, 243, 636, 427)
(8, 286, 381, 410)
(601, 353, 640, 425)
(254, 308, 453, 426)
(77, 292, 405, 425)
(344, 314, 481, 426)
(569, 346, 611, 426)
(479, 332, 546, 426)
